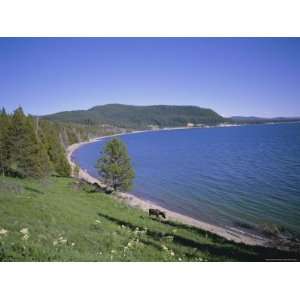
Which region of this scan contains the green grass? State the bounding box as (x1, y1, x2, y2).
(0, 176, 299, 261)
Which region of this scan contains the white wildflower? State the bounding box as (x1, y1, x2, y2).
(0, 228, 8, 236)
(95, 220, 101, 224)
(162, 245, 168, 251)
(53, 236, 67, 245)
(22, 234, 30, 240)
(20, 228, 29, 235)
(170, 250, 175, 256)
(71, 242, 75, 247)
(57, 236, 67, 243)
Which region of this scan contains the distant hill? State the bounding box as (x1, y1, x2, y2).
(42, 104, 225, 129)
(231, 116, 300, 124)
(230, 116, 265, 121)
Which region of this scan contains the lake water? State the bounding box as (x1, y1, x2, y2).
(72, 123, 300, 236)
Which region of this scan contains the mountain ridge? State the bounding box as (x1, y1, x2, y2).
(42, 103, 300, 129)
(42, 103, 225, 129)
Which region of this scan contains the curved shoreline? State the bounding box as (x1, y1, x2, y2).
(66, 129, 270, 247)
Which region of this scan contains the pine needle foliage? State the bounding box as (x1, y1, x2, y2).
(97, 138, 135, 191)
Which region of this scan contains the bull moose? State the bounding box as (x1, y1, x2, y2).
(149, 208, 166, 219)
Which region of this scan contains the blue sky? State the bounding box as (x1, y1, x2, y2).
(0, 38, 299, 117)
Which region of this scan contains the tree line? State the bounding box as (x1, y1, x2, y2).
(0, 106, 135, 191)
(0, 107, 71, 178)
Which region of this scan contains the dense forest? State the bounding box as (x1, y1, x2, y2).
(43, 103, 225, 129)
(0, 107, 125, 179)
(0, 107, 71, 178)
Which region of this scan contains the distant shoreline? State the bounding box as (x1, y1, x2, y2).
(66, 127, 271, 247)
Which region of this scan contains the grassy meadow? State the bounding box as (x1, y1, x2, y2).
(0, 176, 299, 262)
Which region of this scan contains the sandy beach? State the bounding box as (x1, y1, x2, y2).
(66, 131, 270, 247)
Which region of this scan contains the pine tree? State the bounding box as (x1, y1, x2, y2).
(6, 107, 50, 178)
(38, 119, 71, 177)
(97, 138, 135, 191)
(0, 107, 10, 176)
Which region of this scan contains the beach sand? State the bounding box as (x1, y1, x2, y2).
(66, 133, 269, 247)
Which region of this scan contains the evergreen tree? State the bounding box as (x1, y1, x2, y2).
(97, 138, 135, 191)
(0, 107, 10, 176)
(37, 119, 71, 177)
(6, 107, 50, 178)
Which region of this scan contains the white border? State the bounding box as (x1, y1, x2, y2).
(0, 0, 300, 36)
(0, 263, 299, 300)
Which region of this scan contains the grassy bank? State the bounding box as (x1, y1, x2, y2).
(0, 176, 299, 261)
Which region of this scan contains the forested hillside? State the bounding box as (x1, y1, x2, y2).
(43, 104, 225, 129)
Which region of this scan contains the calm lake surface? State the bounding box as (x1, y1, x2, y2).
(72, 123, 300, 235)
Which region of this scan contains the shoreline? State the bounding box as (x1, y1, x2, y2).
(66, 128, 270, 247)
